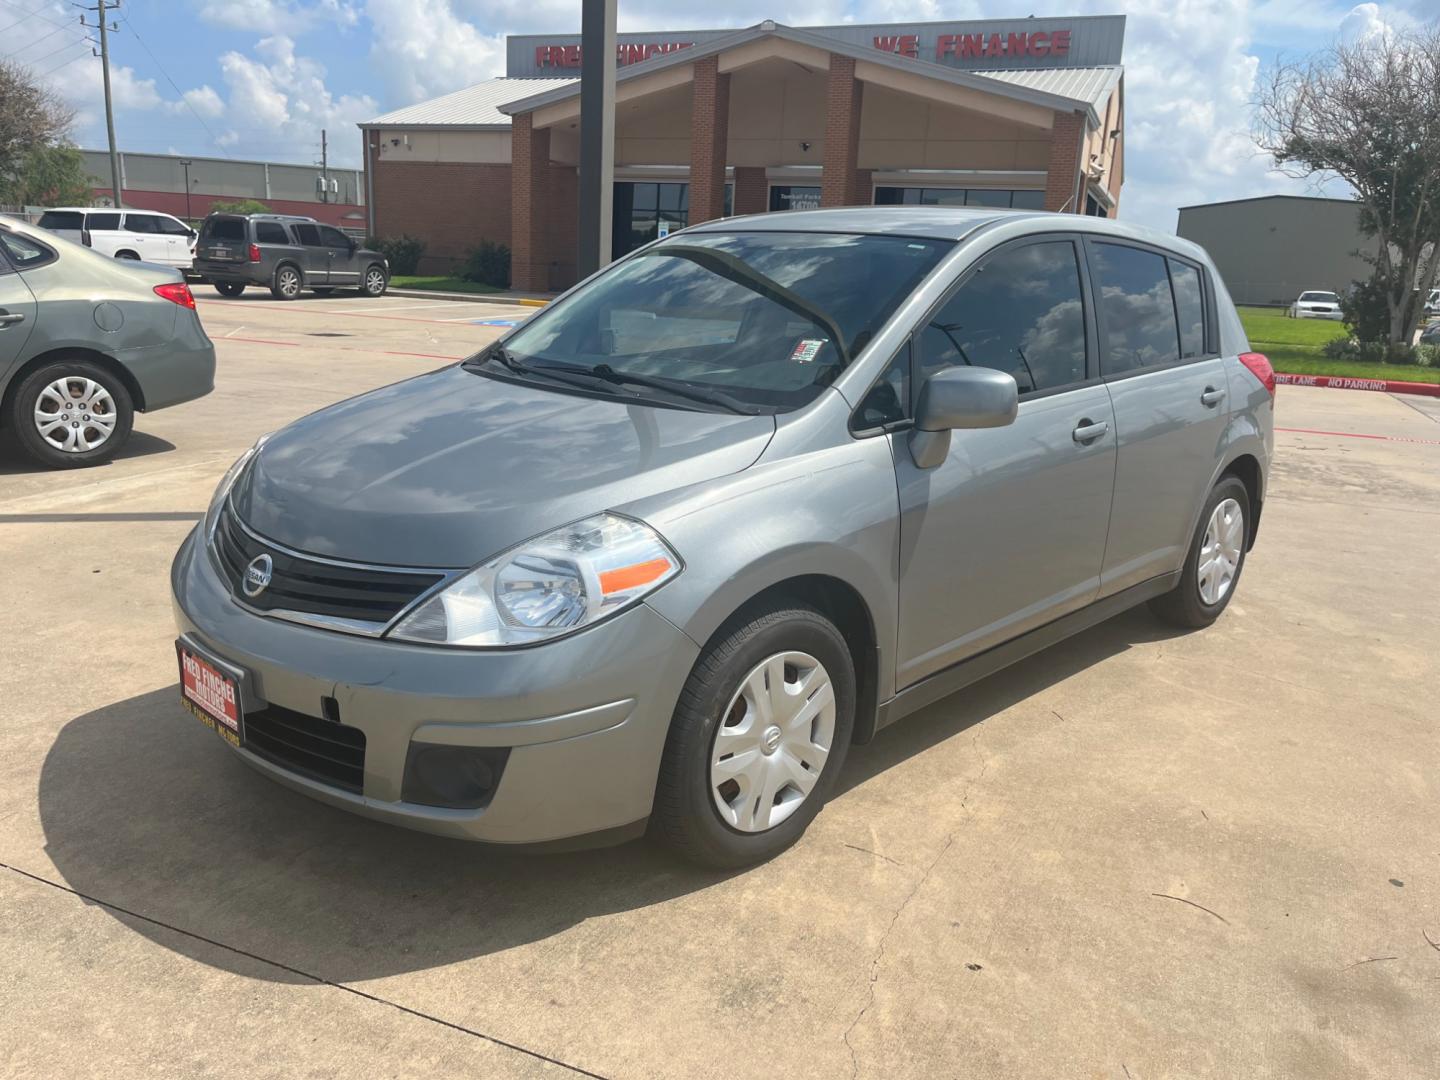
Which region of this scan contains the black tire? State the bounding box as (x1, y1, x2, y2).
(1149, 475, 1251, 629)
(114, 250, 140, 261)
(213, 282, 245, 297)
(6, 358, 134, 469)
(360, 263, 388, 298)
(311, 287, 334, 295)
(652, 601, 856, 869)
(270, 263, 303, 300)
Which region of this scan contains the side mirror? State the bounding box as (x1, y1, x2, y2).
(187, 228, 197, 240)
(909, 367, 1018, 469)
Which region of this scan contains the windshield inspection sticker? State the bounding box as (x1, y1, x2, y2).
(789, 339, 825, 364)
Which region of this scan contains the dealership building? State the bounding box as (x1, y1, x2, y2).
(361, 16, 1126, 290)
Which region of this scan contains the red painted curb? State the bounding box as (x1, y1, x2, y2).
(1275, 372, 1440, 398)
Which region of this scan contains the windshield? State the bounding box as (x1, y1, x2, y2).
(491, 231, 951, 412)
(1299, 292, 1338, 302)
(202, 217, 246, 242)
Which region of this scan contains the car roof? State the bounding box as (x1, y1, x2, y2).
(43, 206, 167, 215)
(683, 206, 1212, 259)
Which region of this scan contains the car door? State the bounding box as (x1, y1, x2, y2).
(291, 224, 329, 285)
(1084, 239, 1232, 595)
(122, 213, 169, 262)
(0, 238, 39, 382)
(154, 214, 195, 268)
(317, 225, 358, 286)
(887, 234, 1117, 688)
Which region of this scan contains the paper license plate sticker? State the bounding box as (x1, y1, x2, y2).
(789, 339, 825, 364)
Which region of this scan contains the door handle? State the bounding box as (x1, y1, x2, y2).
(1201, 386, 1226, 407)
(0, 312, 24, 327)
(1072, 419, 1109, 443)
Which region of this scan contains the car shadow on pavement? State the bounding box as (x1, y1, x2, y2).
(36, 607, 1181, 984)
(0, 431, 176, 475)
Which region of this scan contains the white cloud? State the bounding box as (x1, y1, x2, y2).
(197, 0, 357, 34)
(217, 35, 376, 165)
(175, 85, 227, 119)
(1338, 3, 1397, 45)
(365, 0, 508, 104)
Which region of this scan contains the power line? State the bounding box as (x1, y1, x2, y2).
(36, 46, 92, 78)
(114, 7, 231, 158)
(0, 0, 87, 36)
(10, 31, 89, 67)
(0, 21, 68, 54)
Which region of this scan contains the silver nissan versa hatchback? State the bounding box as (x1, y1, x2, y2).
(171, 208, 1274, 868)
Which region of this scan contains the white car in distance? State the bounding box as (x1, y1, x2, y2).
(1288, 290, 1343, 320)
(36, 208, 197, 272)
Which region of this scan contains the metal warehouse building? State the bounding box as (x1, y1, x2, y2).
(1176, 195, 1373, 308)
(360, 16, 1127, 290)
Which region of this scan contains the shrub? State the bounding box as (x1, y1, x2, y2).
(210, 198, 271, 215)
(1415, 343, 1439, 368)
(462, 240, 511, 288)
(1338, 274, 1391, 344)
(366, 234, 426, 276)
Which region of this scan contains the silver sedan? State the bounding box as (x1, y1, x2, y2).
(0, 215, 214, 468)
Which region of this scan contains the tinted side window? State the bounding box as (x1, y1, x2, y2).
(1169, 259, 1206, 359)
(318, 226, 349, 247)
(1091, 243, 1180, 375)
(853, 342, 910, 431)
(125, 214, 161, 234)
(88, 213, 121, 230)
(155, 216, 192, 236)
(920, 240, 1087, 395)
(254, 222, 289, 244)
(293, 224, 323, 246)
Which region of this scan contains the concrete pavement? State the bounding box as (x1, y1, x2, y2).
(2, 296, 1437, 1078)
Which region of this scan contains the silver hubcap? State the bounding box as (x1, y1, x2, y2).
(280, 270, 299, 296)
(1198, 497, 1244, 605)
(366, 269, 384, 293)
(710, 651, 835, 833)
(34, 376, 117, 453)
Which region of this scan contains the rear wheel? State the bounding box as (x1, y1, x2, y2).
(6, 358, 134, 469)
(270, 264, 302, 300)
(1149, 476, 1250, 629)
(213, 282, 245, 297)
(652, 602, 855, 868)
(115, 251, 139, 261)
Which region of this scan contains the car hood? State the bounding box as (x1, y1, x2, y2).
(231, 364, 776, 567)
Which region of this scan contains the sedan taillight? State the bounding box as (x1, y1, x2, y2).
(154, 282, 197, 310)
(1239, 352, 1275, 399)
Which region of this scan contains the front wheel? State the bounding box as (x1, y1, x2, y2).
(1149, 476, 1250, 629)
(6, 358, 134, 469)
(361, 264, 388, 297)
(652, 602, 855, 868)
(270, 265, 303, 300)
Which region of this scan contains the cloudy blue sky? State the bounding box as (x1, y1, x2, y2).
(2, 0, 1432, 230)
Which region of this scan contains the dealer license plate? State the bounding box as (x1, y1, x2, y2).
(177, 640, 244, 748)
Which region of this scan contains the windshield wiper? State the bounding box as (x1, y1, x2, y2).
(588, 364, 755, 415)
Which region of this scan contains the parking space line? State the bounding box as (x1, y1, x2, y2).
(218, 336, 462, 362)
(1276, 426, 1440, 446)
(196, 301, 484, 327)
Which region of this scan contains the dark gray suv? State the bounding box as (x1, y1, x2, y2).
(194, 213, 389, 300)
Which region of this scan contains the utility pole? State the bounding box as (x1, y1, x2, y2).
(319, 129, 329, 204)
(81, 0, 125, 209)
(576, 0, 616, 277)
(180, 159, 192, 221)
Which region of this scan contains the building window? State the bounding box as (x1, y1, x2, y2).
(611, 182, 733, 259)
(769, 185, 822, 212)
(1085, 194, 1109, 217)
(874, 187, 1045, 209)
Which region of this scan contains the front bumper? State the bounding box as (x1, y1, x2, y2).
(170, 526, 700, 845)
(1295, 308, 1343, 320)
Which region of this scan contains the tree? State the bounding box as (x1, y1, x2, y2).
(1254, 24, 1440, 346)
(0, 59, 82, 207)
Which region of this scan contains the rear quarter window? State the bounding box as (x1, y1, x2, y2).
(1091, 242, 1181, 375)
(254, 222, 289, 244)
(37, 211, 83, 231)
(88, 213, 122, 230)
(0, 231, 57, 269)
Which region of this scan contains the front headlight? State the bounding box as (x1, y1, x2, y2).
(388, 513, 681, 648)
(205, 432, 273, 529)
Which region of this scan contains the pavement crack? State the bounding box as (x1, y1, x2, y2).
(842, 843, 905, 867)
(0, 860, 612, 1080)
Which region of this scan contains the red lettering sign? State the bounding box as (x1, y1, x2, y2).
(1029, 31, 1050, 57)
(921, 27, 1073, 61)
(873, 34, 920, 57)
(934, 33, 956, 59)
(1052, 29, 1071, 56)
(533, 41, 694, 68)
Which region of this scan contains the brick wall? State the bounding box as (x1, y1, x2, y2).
(372, 159, 512, 275)
(511, 112, 551, 292)
(547, 164, 578, 290)
(821, 54, 865, 207)
(733, 166, 768, 216)
(1044, 111, 1087, 213)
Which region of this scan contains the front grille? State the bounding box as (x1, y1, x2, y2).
(244, 704, 366, 793)
(214, 503, 444, 626)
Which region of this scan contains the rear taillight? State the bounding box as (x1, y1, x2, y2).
(153, 282, 196, 310)
(248, 243, 261, 263)
(1239, 352, 1275, 399)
